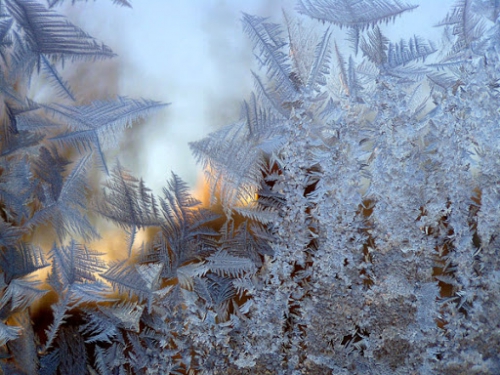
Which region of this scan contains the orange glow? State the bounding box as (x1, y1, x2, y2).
(192, 171, 212, 207)
(92, 229, 133, 262)
(192, 168, 259, 209)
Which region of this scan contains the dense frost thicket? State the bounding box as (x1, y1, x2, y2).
(0, 0, 499, 374)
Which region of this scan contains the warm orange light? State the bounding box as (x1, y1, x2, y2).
(192, 170, 212, 207)
(192, 168, 259, 209)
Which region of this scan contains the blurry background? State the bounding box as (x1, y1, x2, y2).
(57, 0, 455, 198)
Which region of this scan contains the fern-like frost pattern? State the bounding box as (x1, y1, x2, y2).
(0, 0, 499, 374)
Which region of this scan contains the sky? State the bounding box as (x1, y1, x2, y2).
(61, 0, 455, 197)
